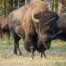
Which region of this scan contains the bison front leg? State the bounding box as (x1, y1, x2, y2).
(43, 52, 47, 58)
(14, 41, 22, 56)
(41, 50, 47, 58)
(30, 46, 34, 59)
(41, 52, 47, 58)
(24, 38, 35, 59)
(12, 30, 22, 56)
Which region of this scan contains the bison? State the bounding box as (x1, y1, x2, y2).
(0, 0, 59, 58)
(48, 13, 66, 40)
(43, 13, 66, 58)
(33, 10, 59, 58)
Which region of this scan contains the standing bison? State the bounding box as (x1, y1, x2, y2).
(33, 10, 59, 58)
(42, 13, 66, 59)
(48, 13, 66, 40)
(2, 0, 59, 58)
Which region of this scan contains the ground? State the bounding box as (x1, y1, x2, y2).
(0, 36, 66, 66)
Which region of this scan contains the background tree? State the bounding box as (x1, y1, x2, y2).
(0, 0, 25, 17)
(1, 0, 65, 17)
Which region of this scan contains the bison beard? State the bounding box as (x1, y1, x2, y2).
(24, 32, 38, 59)
(24, 32, 37, 52)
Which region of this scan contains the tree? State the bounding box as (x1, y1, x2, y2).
(3, 0, 7, 17)
(25, 0, 30, 5)
(0, 0, 28, 17)
(0, 0, 3, 4)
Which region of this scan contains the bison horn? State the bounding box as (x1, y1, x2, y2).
(32, 12, 39, 23)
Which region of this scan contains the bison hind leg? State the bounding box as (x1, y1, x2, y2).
(12, 29, 22, 56)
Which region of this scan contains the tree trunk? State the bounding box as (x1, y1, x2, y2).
(25, 0, 28, 5)
(3, 0, 6, 17)
(17, 0, 20, 8)
(13, 0, 18, 9)
(62, 0, 66, 12)
(25, 0, 30, 5)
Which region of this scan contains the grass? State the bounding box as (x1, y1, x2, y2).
(0, 36, 66, 66)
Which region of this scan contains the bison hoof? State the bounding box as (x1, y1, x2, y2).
(14, 51, 17, 55)
(19, 52, 22, 56)
(14, 51, 22, 56)
(32, 55, 34, 59)
(17, 51, 22, 56)
(41, 53, 47, 59)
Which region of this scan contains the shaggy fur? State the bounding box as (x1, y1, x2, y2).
(7, 0, 48, 58)
(0, 0, 59, 58)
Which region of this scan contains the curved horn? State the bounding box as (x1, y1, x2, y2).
(32, 12, 39, 23)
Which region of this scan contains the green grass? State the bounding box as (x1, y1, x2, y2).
(0, 37, 66, 66)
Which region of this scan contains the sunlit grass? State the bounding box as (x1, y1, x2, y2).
(0, 36, 66, 66)
(0, 56, 66, 66)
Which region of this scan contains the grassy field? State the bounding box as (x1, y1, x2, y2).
(0, 37, 66, 66)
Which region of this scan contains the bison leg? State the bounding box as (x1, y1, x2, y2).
(12, 30, 22, 55)
(14, 39, 22, 56)
(30, 46, 34, 59)
(43, 52, 47, 58)
(41, 50, 43, 58)
(41, 50, 46, 58)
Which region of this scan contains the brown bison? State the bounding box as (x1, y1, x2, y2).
(43, 13, 66, 58)
(4, 0, 59, 58)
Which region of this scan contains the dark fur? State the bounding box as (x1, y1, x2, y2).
(0, 18, 10, 39)
(37, 40, 46, 58)
(24, 32, 38, 52)
(33, 10, 59, 57)
(48, 13, 66, 41)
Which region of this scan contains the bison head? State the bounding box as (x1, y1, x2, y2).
(32, 10, 59, 49)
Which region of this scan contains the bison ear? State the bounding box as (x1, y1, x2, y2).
(32, 12, 41, 23)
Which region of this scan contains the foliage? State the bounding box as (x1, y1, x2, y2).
(0, 0, 65, 17)
(0, 0, 25, 17)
